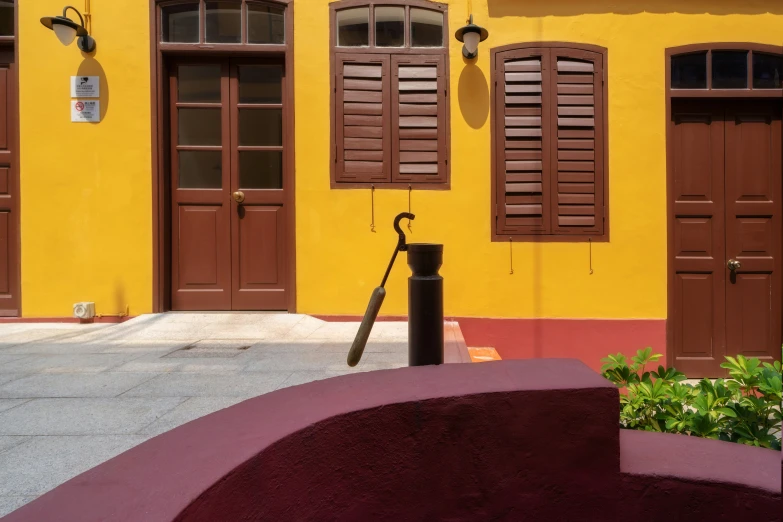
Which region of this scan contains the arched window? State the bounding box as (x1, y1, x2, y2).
(329, 1, 450, 188)
(490, 43, 608, 242)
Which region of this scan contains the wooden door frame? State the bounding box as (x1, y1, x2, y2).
(149, 0, 296, 313)
(0, 5, 21, 317)
(665, 43, 783, 371)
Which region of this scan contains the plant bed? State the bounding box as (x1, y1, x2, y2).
(601, 347, 782, 450)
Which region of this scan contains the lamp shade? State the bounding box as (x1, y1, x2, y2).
(462, 31, 480, 55)
(53, 23, 77, 45)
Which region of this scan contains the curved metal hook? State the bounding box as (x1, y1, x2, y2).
(393, 212, 415, 252)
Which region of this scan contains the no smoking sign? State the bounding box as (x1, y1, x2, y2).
(71, 100, 100, 123)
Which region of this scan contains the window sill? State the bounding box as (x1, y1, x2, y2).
(332, 181, 450, 190)
(492, 233, 608, 243)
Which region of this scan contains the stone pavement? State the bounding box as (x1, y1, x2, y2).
(0, 313, 409, 517)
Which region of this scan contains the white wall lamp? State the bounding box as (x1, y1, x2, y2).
(40, 6, 96, 53)
(454, 15, 488, 59)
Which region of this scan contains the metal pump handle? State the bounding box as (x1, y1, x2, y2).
(347, 212, 416, 367)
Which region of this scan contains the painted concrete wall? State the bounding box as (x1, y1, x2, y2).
(295, 0, 783, 319)
(19, 0, 152, 317)
(15, 0, 783, 319)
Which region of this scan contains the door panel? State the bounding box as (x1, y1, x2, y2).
(671, 101, 726, 376)
(170, 62, 232, 310)
(724, 102, 781, 363)
(0, 51, 18, 316)
(230, 61, 287, 310)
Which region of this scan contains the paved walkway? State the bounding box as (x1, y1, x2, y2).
(0, 313, 408, 517)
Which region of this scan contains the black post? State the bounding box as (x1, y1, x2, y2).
(407, 243, 444, 366)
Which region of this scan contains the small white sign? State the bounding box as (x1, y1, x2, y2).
(71, 76, 100, 98)
(71, 100, 100, 123)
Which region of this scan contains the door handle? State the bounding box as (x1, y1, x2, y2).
(232, 191, 245, 203)
(727, 259, 741, 271)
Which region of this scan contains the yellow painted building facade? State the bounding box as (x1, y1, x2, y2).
(5, 0, 782, 372)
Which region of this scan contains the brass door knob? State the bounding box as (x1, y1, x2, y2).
(727, 259, 741, 271)
(232, 191, 245, 203)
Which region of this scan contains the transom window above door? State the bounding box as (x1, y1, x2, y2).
(669, 44, 782, 93)
(160, 0, 286, 45)
(335, 2, 445, 49)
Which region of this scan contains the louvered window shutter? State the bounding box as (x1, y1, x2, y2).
(496, 49, 552, 234)
(550, 49, 604, 235)
(391, 55, 447, 183)
(335, 54, 391, 183)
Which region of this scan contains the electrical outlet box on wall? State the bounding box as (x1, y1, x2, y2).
(73, 302, 96, 319)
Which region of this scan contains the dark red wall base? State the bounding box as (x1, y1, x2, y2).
(4, 360, 778, 522)
(457, 318, 666, 373)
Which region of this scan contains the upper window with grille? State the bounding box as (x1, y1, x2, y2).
(330, 1, 449, 188)
(491, 43, 608, 241)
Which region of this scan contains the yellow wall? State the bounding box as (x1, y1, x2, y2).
(295, 0, 783, 319)
(19, 0, 152, 317)
(16, 0, 783, 318)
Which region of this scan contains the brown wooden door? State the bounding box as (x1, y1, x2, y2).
(0, 49, 19, 316)
(169, 59, 288, 311)
(724, 101, 781, 364)
(671, 99, 781, 377)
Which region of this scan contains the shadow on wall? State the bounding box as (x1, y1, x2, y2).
(76, 55, 110, 123)
(457, 60, 489, 130)
(487, 0, 783, 16)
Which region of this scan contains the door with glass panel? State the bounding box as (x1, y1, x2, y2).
(169, 59, 288, 310)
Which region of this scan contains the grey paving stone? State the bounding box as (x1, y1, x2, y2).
(0, 354, 29, 364)
(277, 371, 331, 389)
(0, 495, 37, 517)
(0, 398, 186, 435)
(0, 436, 30, 454)
(0, 342, 111, 355)
(98, 341, 188, 354)
(110, 353, 186, 373)
(0, 435, 149, 496)
(137, 396, 252, 438)
(121, 372, 288, 398)
(0, 353, 142, 374)
(243, 351, 359, 372)
(0, 399, 30, 414)
(0, 373, 157, 399)
(0, 374, 27, 387)
(163, 339, 255, 358)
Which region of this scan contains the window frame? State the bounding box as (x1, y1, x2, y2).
(667, 43, 783, 98)
(329, 0, 450, 190)
(490, 42, 609, 243)
(158, 0, 289, 50)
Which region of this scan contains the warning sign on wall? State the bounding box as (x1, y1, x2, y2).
(71, 100, 100, 123)
(71, 76, 100, 98)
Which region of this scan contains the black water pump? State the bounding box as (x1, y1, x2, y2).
(347, 212, 444, 367)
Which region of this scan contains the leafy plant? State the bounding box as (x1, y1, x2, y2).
(601, 346, 782, 450)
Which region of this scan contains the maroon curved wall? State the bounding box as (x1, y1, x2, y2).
(3, 360, 779, 522)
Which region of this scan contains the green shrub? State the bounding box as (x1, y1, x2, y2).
(601, 346, 782, 450)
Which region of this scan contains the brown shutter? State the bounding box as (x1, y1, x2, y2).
(550, 49, 604, 235)
(495, 49, 552, 235)
(391, 55, 447, 183)
(335, 54, 391, 183)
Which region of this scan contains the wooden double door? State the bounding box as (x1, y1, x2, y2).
(0, 48, 18, 316)
(169, 58, 289, 311)
(670, 99, 782, 377)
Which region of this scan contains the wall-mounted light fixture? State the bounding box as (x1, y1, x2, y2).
(454, 15, 488, 59)
(40, 6, 96, 53)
